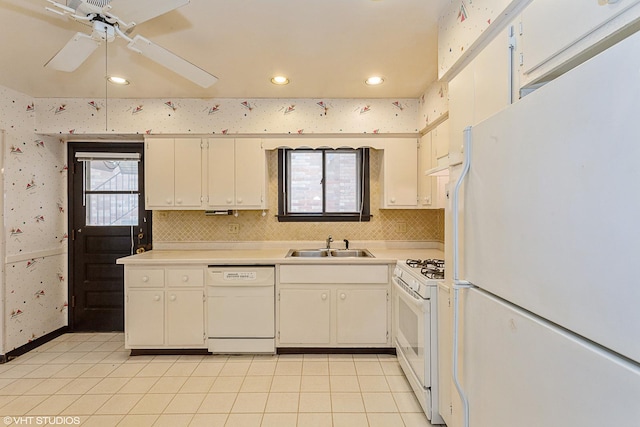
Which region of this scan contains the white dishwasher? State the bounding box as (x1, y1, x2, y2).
(207, 266, 275, 353)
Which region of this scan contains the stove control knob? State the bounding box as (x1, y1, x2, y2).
(409, 279, 420, 292)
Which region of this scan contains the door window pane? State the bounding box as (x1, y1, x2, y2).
(84, 159, 139, 226)
(87, 160, 138, 191)
(86, 194, 139, 226)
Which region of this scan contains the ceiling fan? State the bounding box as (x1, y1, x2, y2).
(44, 0, 218, 88)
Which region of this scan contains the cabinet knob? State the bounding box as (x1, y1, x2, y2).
(142, 276, 149, 282)
(340, 293, 346, 300)
(226, 198, 233, 204)
(321, 293, 328, 301)
(169, 294, 177, 301)
(166, 198, 172, 204)
(176, 198, 182, 204)
(153, 295, 160, 301)
(237, 198, 243, 204)
(182, 275, 189, 282)
(390, 197, 396, 204)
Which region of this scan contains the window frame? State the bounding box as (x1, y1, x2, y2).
(277, 148, 371, 222)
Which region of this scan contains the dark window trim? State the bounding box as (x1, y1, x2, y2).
(277, 148, 371, 222)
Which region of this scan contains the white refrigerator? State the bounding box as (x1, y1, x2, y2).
(450, 28, 640, 426)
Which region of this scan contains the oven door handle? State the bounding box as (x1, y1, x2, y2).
(392, 277, 425, 311)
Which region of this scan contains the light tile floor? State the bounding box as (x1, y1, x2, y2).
(0, 333, 436, 427)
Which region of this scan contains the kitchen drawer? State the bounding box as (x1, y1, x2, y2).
(167, 268, 205, 287)
(279, 264, 389, 284)
(127, 268, 165, 288)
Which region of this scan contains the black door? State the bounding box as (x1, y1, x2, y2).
(68, 143, 151, 331)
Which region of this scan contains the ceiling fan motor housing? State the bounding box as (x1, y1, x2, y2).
(92, 20, 115, 42)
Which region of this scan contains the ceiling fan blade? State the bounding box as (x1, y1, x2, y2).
(127, 35, 218, 88)
(105, 0, 189, 27)
(44, 32, 101, 72)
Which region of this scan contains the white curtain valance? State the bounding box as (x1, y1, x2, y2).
(262, 138, 388, 150)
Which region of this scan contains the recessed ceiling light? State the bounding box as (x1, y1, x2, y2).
(271, 76, 290, 85)
(107, 76, 130, 85)
(365, 76, 384, 86)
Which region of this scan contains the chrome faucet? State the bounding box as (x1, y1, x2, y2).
(326, 235, 333, 249)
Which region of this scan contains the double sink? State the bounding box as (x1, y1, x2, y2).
(286, 248, 374, 258)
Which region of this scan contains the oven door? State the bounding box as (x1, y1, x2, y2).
(393, 276, 430, 388)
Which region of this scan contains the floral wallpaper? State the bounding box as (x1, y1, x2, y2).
(35, 98, 419, 135)
(418, 81, 449, 130)
(0, 85, 67, 354)
(438, 0, 529, 79)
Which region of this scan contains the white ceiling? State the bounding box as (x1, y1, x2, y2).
(0, 0, 445, 99)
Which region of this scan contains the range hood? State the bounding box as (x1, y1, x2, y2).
(425, 164, 449, 176)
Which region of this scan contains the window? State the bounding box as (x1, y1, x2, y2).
(77, 153, 141, 226)
(278, 148, 370, 222)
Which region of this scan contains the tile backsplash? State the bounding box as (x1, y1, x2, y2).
(153, 150, 444, 243)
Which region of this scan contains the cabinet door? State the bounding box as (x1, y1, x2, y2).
(234, 138, 265, 208)
(166, 289, 205, 347)
(207, 138, 235, 208)
(336, 288, 388, 345)
(418, 133, 433, 208)
(126, 289, 164, 346)
(174, 138, 203, 207)
(381, 139, 418, 208)
(279, 289, 331, 345)
(437, 282, 453, 426)
(431, 120, 451, 209)
(432, 119, 450, 160)
(145, 138, 175, 208)
(521, 0, 640, 80)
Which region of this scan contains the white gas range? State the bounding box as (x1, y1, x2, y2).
(392, 259, 445, 425)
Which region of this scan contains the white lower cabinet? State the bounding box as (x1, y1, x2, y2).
(278, 288, 332, 345)
(336, 288, 388, 345)
(126, 289, 164, 346)
(437, 282, 454, 426)
(166, 289, 206, 346)
(277, 264, 391, 348)
(125, 266, 206, 349)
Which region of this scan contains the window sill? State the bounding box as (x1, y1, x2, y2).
(276, 214, 372, 223)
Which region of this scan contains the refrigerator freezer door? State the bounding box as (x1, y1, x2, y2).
(463, 29, 640, 362)
(462, 288, 640, 427)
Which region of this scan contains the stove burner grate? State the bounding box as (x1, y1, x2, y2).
(406, 258, 445, 279)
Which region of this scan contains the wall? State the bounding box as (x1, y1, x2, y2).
(35, 96, 444, 245)
(418, 80, 449, 132)
(0, 85, 67, 353)
(438, 0, 531, 80)
(35, 98, 420, 135)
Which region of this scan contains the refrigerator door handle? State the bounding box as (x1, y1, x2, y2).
(452, 126, 474, 427)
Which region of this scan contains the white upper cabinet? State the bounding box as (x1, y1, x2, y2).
(520, 0, 640, 86)
(418, 133, 433, 208)
(380, 138, 419, 209)
(207, 138, 267, 210)
(449, 27, 512, 163)
(145, 138, 204, 209)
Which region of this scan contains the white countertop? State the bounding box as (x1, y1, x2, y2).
(116, 246, 444, 265)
